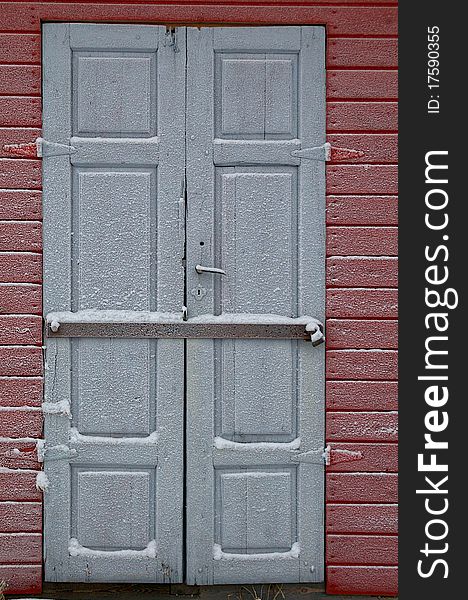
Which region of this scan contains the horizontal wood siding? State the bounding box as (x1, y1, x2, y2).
(0, 1, 397, 596)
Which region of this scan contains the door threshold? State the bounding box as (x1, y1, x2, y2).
(8, 583, 397, 600)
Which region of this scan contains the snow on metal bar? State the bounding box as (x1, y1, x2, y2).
(45, 311, 325, 344)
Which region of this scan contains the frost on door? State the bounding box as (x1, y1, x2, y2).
(42, 23, 325, 586)
(185, 28, 326, 584)
(42, 24, 185, 583)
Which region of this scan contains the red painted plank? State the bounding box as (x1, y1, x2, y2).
(327, 258, 398, 288)
(0, 190, 42, 220)
(327, 38, 398, 69)
(327, 165, 398, 195)
(328, 70, 397, 100)
(0, 377, 42, 407)
(327, 412, 398, 442)
(0, 409, 42, 438)
(327, 503, 398, 534)
(0, 221, 41, 252)
(327, 196, 397, 226)
(3, 0, 399, 4)
(0, 315, 42, 345)
(0, 564, 42, 595)
(327, 134, 397, 164)
(0, 346, 42, 377)
(0, 533, 42, 564)
(327, 534, 397, 566)
(0, 4, 397, 36)
(0, 97, 41, 127)
(326, 381, 398, 411)
(327, 226, 397, 257)
(0, 502, 42, 533)
(326, 319, 397, 349)
(0, 253, 42, 283)
(328, 102, 397, 132)
(0, 34, 41, 64)
(0, 284, 42, 314)
(327, 289, 397, 319)
(327, 473, 398, 503)
(0, 65, 41, 96)
(0, 159, 41, 189)
(0, 440, 40, 469)
(326, 350, 398, 381)
(327, 565, 398, 596)
(0, 129, 40, 160)
(327, 442, 398, 473)
(0, 471, 41, 501)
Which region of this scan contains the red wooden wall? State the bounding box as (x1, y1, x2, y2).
(0, 0, 398, 596)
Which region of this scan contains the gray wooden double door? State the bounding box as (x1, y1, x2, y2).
(42, 23, 325, 585)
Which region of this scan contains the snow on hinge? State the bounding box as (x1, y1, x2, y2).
(37, 443, 77, 463)
(36, 471, 50, 491)
(291, 142, 364, 162)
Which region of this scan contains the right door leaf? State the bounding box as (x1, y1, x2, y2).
(185, 26, 326, 585)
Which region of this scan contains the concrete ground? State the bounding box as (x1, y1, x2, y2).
(8, 583, 397, 600)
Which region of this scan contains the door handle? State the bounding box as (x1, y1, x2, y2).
(195, 264, 226, 275)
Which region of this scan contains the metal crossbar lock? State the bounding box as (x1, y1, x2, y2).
(45, 312, 325, 344)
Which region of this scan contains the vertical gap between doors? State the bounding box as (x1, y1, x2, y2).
(182, 25, 189, 584)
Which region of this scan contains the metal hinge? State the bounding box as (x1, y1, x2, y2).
(164, 27, 179, 53)
(291, 446, 329, 465)
(291, 142, 365, 162)
(2, 137, 76, 158)
(37, 138, 77, 157)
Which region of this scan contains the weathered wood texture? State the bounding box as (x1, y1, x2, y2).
(0, 377, 42, 408)
(326, 504, 398, 534)
(0, 1, 397, 595)
(0, 315, 42, 344)
(0, 409, 42, 438)
(0, 534, 42, 564)
(0, 253, 42, 283)
(327, 227, 397, 256)
(0, 439, 41, 469)
(0, 346, 43, 377)
(326, 319, 398, 349)
(0, 284, 42, 314)
(0, 565, 42, 595)
(327, 474, 398, 503)
(327, 288, 398, 319)
(327, 258, 398, 288)
(326, 381, 398, 411)
(0, 221, 42, 252)
(327, 566, 398, 597)
(327, 412, 398, 442)
(327, 195, 398, 225)
(328, 443, 398, 473)
(326, 534, 398, 565)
